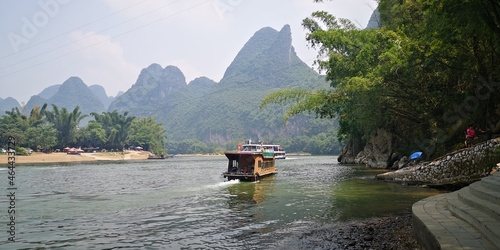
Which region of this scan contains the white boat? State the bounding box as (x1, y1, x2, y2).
(239, 140, 286, 159)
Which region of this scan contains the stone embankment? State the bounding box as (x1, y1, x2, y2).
(412, 171, 500, 249)
(376, 138, 500, 186)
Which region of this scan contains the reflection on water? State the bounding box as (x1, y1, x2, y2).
(330, 177, 442, 221)
(227, 176, 276, 207)
(0, 156, 442, 249)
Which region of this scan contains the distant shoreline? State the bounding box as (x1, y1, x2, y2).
(174, 153, 315, 157)
(0, 150, 150, 165)
(0, 152, 324, 165)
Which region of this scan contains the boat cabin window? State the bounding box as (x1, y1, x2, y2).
(242, 145, 261, 151)
(258, 160, 273, 169)
(229, 159, 238, 169)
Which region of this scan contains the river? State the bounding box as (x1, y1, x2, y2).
(0, 155, 441, 249)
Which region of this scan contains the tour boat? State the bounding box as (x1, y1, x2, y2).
(147, 154, 172, 159)
(223, 150, 276, 181)
(239, 140, 286, 159)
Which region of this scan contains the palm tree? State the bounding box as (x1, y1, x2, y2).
(28, 104, 48, 127)
(0, 104, 50, 148)
(129, 116, 167, 154)
(45, 105, 87, 148)
(90, 110, 136, 150)
(0, 108, 28, 146)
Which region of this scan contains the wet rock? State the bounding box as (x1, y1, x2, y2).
(274, 213, 418, 249)
(364, 235, 374, 241)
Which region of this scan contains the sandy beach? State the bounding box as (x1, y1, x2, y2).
(0, 150, 151, 164)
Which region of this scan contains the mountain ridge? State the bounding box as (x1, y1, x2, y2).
(1, 24, 340, 154)
(23, 77, 107, 116)
(106, 24, 335, 153)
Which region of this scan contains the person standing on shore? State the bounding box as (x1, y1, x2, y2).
(465, 124, 477, 147)
(479, 127, 493, 141)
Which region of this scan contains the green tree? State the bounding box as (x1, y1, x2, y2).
(0, 105, 49, 147)
(264, 0, 500, 158)
(262, 13, 394, 142)
(25, 124, 57, 151)
(45, 105, 88, 148)
(129, 117, 166, 154)
(167, 139, 209, 155)
(90, 110, 135, 150)
(28, 104, 48, 128)
(0, 108, 27, 146)
(376, 0, 500, 155)
(78, 122, 107, 148)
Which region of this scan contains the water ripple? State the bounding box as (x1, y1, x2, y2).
(0, 156, 441, 249)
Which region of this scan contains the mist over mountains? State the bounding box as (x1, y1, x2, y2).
(1, 24, 339, 154)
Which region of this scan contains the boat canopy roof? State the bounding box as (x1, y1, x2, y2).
(225, 151, 274, 161)
(241, 144, 283, 151)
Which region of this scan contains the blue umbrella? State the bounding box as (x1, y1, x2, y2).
(410, 151, 423, 160)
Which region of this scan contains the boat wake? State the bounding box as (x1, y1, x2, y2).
(201, 180, 241, 190)
(217, 179, 240, 187)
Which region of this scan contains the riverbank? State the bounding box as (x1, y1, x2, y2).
(0, 155, 430, 248)
(0, 150, 150, 164)
(277, 212, 417, 249)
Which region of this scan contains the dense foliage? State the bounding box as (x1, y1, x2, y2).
(0, 105, 167, 155)
(263, 0, 500, 158)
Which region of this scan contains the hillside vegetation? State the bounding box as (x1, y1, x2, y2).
(1, 24, 341, 155)
(108, 25, 340, 154)
(263, 0, 500, 161)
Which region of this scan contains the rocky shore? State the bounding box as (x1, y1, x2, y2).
(377, 138, 500, 186)
(276, 212, 417, 249)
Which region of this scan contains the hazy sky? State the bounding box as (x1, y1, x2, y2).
(0, 0, 377, 104)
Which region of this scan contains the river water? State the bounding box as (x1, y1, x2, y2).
(0, 156, 441, 249)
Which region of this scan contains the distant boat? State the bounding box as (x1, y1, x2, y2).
(147, 154, 171, 160)
(239, 140, 286, 159)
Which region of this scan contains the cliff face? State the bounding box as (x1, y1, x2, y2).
(89, 85, 114, 110)
(365, 8, 380, 29)
(107, 64, 188, 117)
(338, 128, 399, 169)
(220, 24, 315, 88)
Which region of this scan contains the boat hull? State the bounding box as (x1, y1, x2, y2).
(223, 171, 276, 182)
(147, 154, 172, 159)
(275, 153, 286, 160)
